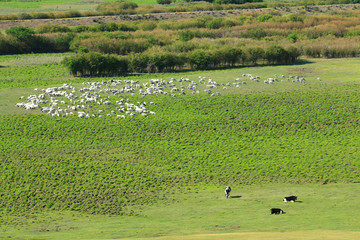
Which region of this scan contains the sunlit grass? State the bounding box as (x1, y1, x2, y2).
(1, 184, 359, 239)
(0, 0, 157, 15)
(1, 57, 359, 239)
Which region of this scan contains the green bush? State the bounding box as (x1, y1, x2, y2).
(97, 0, 138, 15)
(137, 21, 157, 31)
(178, 30, 197, 42)
(5, 27, 35, 42)
(129, 53, 150, 73)
(157, 0, 172, 4)
(62, 52, 129, 76)
(246, 47, 265, 64)
(257, 14, 273, 22)
(243, 27, 267, 40)
(265, 45, 288, 64)
(286, 33, 299, 43)
(53, 32, 75, 52)
(35, 24, 71, 34)
(207, 18, 224, 29)
(189, 49, 212, 70)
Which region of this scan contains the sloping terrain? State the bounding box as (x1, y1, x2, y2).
(1, 4, 359, 30)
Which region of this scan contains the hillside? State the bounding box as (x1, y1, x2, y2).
(1, 4, 360, 30)
(1, 58, 359, 217)
(1, 1, 360, 239)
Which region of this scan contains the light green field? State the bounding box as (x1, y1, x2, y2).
(1, 184, 359, 239)
(0, 0, 157, 15)
(126, 231, 360, 240)
(122, 231, 360, 240)
(1, 57, 360, 115)
(1, 56, 360, 240)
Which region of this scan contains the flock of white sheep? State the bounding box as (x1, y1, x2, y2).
(16, 73, 309, 118)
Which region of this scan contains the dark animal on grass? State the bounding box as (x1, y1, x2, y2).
(225, 186, 231, 198)
(271, 208, 285, 215)
(283, 196, 297, 202)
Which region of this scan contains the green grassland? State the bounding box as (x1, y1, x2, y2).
(1, 184, 360, 239)
(0, 56, 360, 239)
(0, 0, 157, 14)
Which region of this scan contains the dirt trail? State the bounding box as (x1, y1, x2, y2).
(0, 4, 359, 30)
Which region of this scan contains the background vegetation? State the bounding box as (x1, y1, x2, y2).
(2, 9, 360, 75)
(1, 0, 360, 20)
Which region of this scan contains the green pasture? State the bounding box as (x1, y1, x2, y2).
(1, 184, 360, 239)
(1, 55, 360, 90)
(0, 0, 96, 14)
(1, 56, 360, 239)
(0, 0, 157, 15)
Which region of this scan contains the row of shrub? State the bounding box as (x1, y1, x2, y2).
(302, 43, 360, 57)
(62, 45, 300, 76)
(31, 13, 360, 41)
(0, 2, 265, 21)
(1, 0, 360, 21)
(0, 28, 74, 55)
(2, 25, 360, 59)
(157, 0, 262, 4)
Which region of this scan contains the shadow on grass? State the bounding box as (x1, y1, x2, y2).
(231, 195, 242, 199)
(122, 59, 316, 78)
(69, 59, 316, 79)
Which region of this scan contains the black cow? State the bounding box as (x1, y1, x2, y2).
(283, 196, 297, 202)
(270, 208, 285, 215)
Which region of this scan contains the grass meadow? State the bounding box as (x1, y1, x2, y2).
(0, 0, 157, 15)
(0, 55, 360, 239)
(1, 184, 360, 239)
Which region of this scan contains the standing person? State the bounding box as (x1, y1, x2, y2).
(225, 186, 231, 198)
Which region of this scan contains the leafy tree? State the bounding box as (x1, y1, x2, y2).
(189, 50, 212, 70)
(63, 52, 129, 76)
(53, 32, 75, 52)
(207, 18, 224, 29)
(214, 0, 263, 3)
(286, 46, 301, 63)
(288, 14, 304, 22)
(265, 45, 288, 64)
(214, 47, 242, 67)
(5, 27, 35, 42)
(0, 36, 17, 54)
(286, 33, 299, 43)
(246, 47, 265, 65)
(157, 0, 172, 4)
(62, 54, 86, 76)
(178, 30, 196, 42)
(257, 14, 273, 22)
(130, 53, 150, 73)
(244, 27, 266, 40)
(97, 0, 138, 15)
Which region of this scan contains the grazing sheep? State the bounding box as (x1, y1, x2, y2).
(17, 73, 309, 119)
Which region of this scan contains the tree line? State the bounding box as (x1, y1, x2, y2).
(0, 27, 73, 55)
(62, 45, 301, 77)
